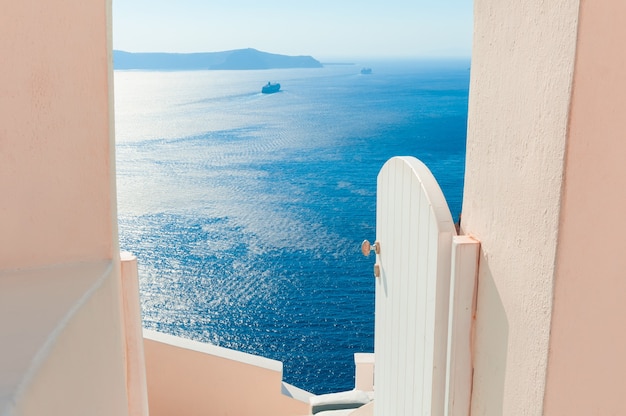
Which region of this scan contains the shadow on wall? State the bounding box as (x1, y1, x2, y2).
(471, 257, 508, 415)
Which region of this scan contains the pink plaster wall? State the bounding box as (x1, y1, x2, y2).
(0, 0, 136, 414)
(143, 332, 310, 416)
(0, 0, 117, 269)
(544, 1, 626, 413)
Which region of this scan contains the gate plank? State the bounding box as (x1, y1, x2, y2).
(374, 157, 456, 416)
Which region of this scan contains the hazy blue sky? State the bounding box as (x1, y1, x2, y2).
(113, 0, 473, 60)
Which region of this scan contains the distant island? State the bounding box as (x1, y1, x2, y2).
(113, 48, 323, 70)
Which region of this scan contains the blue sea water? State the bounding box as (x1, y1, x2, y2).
(114, 60, 469, 394)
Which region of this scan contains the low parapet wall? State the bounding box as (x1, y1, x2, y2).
(143, 330, 311, 416)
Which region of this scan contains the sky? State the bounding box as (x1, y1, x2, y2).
(112, 0, 473, 61)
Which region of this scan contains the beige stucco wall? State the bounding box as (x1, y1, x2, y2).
(463, 1, 579, 414)
(543, 1, 626, 414)
(0, 0, 117, 269)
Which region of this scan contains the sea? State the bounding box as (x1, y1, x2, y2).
(114, 59, 470, 395)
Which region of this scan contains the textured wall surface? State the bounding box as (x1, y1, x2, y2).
(463, 1, 579, 414)
(0, 0, 116, 268)
(0, 1, 131, 414)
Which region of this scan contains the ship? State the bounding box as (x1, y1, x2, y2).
(360, 67, 372, 74)
(262, 82, 281, 94)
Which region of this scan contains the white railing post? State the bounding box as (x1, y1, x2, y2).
(354, 353, 375, 392)
(120, 251, 150, 416)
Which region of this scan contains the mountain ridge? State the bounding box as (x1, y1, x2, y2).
(113, 48, 323, 70)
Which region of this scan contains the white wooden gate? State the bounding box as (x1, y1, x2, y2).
(372, 156, 476, 416)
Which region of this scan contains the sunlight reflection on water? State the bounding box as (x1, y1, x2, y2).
(115, 61, 469, 393)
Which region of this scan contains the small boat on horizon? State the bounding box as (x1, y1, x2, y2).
(360, 67, 372, 75)
(262, 82, 281, 94)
